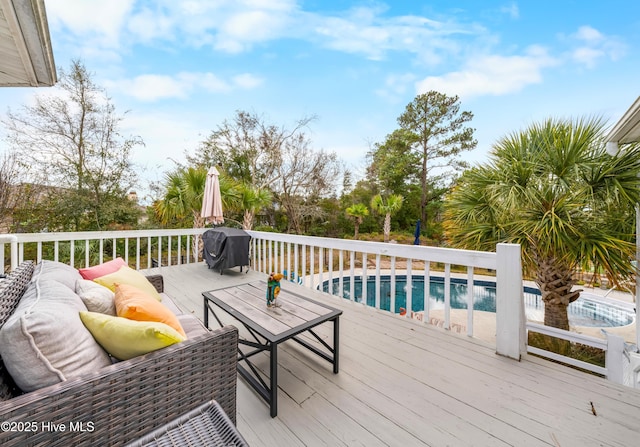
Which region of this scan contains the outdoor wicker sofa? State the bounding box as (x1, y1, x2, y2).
(0, 261, 239, 447)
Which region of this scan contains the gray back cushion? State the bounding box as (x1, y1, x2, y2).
(0, 262, 35, 400)
(0, 266, 111, 393)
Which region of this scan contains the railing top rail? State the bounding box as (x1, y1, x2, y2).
(0, 235, 17, 243)
(1, 228, 500, 269)
(246, 230, 498, 269)
(0, 228, 207, 243)
(526, 322, 608, 350)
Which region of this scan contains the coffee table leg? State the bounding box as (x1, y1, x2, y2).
(333, 317, 340, 374)
(270, 342, 278, 418)
(203, 299, 209, 328)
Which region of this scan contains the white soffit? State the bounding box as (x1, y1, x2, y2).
(607, 96, 640, 145)
(0, 0, 56, 87)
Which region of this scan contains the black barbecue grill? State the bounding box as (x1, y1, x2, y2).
(202, 227, 251, 274)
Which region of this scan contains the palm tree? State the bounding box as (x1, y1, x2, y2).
(155, 167, 207, 228)
(237, 184, 272, 230)
(345, 203, 369, 240)
(371, 194, 404, 242)
(443, 117, 640, 330)
(155, 167, 213, 260)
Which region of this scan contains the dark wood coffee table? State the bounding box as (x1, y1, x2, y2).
(203, 281, 342, 417)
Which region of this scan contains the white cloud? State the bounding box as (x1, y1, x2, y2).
(567, 26, 626, 68)
(375, 73, 417, 102)
(113, 71, 262, 102)
(574, 25, 604, 43)
(571, 47, 605, 69)
(416, 46, 558, 99)
(221, 10, 284, 40)
(198, 73, 233, 93)
(47, 0, 296, 55)
(121, 110, 207, 197)
(118, 74, 192, 101)
(49, 0, 480, 67)
(125, 1, 298, 53)
(232, 74, 264, 89)
(500, 2, 519, 19)
(126, 7, 174, 43)
(46, 0, 135, 47)
(314, 17, 391, 60)
(312, 10, 476, 63)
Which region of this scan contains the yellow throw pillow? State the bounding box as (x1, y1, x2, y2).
(79, 311, 185, 361)
(94, 266, 162, 301)
(115, 283, 186, 337)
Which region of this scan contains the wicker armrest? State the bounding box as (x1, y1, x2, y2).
(144, 275, 164, 293)
(0, 326, 238, 447)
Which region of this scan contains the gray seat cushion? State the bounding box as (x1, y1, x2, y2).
(159, 293, 184, 316)
(178, 314, 209, 338)
(156, 293, 208, 337)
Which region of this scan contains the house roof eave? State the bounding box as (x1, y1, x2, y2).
(607, 96, 640, 146)
(0, 0, 56, 87)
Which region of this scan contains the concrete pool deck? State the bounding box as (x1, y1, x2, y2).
(527, 282, 636, 345)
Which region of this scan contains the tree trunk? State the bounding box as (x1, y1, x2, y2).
(420, 141, 428, 226)
(536, 255, 580, 331)
(543, 301, 570, 331)
(243, 210, 253, 230)
(193, 212, 205, 262)
(286, 203, 302, 234)
(383, 213, 391, 242)
(354, 218, 360, 240)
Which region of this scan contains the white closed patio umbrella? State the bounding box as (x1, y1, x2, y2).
(201, 166, 224, 225)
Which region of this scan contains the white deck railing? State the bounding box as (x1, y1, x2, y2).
(245, 230, 525, 360)
(1, 228, 630, 383)
(525, 322, 627, 381)
(0, 229, 206, 271)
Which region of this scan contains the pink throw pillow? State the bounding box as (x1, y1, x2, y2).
(78, 257, 128, 280)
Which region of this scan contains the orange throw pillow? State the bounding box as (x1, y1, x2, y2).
(114, 283, 186, 338)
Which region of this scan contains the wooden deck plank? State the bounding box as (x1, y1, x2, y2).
(333, 292, 640, 414)
(313, 296, 640, 445)
(236, 380, 320, 447)
(276, 342, 505, 447)
(334, 320, 623, 446)
(235, 307, 545, 445)
(234, 290, 636, 443)
(144, 263, 640, 447)
(288, 318, 548, 445)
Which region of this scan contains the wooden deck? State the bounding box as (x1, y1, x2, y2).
(145, 262, 640, 447)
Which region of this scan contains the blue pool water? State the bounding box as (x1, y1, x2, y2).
(321, 275, 635, 328)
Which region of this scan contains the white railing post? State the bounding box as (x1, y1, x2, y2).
(604, 331, 625, 384)
(0, 235, 18, 271)
(443, 263, 450, 329)
(495, 243, 524, 360)
(630, 351, 640, 389)
(10, 235, 18, 271)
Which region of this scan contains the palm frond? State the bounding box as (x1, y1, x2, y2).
(444, 116, 640, 286)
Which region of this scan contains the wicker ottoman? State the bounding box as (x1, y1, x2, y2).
(126, 401, 248, 447)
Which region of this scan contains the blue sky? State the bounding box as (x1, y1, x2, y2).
(1, 1, 639, 200)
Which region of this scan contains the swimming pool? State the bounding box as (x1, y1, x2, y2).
(321, 275, 635, 328)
